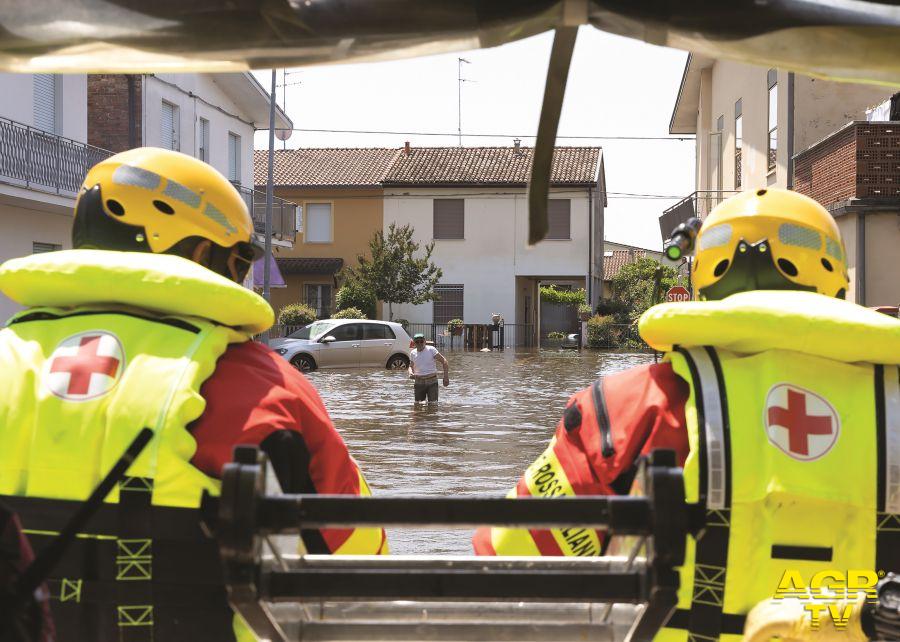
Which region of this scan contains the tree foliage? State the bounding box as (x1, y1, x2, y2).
(333, 307, 366, 319)
(342, 223, 442, 320)
(610, 257, 687, 324)
(277, 303, 318, 326)
(335, 281, 377, 319)
(539, 286, 587, 306)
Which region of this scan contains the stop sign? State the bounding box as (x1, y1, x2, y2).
(666, 286, 691, 302)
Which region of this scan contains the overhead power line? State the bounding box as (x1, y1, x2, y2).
(260, 189, 683, 201)
(275, 127, 693, 142)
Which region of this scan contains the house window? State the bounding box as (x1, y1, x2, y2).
(161, 101, 179, 151)
(305, 284, 333, 318)
(433, 284, 464, 324)
(734, 99, 743, 189)
(199, 118, 210, 162)
(433, 199, 464, 239)
(767, 69, 778, 172)
(32, 242, 61, 254)
(305, 203, 332, 243)
(33, 75, 60, 134)
(546, 199, 571, 239)
(227, 132, 241, 183)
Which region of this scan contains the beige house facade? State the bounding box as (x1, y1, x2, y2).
(667, 55, 899, 307)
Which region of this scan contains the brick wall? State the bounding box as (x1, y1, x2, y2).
(793, 125, 856, 207)
(87, 75, 142, 153)
(794, 122, 900, 207)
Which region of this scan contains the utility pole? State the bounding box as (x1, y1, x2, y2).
(457, 58, 471, 146)
(264, 69, 276, 322)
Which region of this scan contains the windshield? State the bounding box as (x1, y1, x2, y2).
(294, 320, 339, 340)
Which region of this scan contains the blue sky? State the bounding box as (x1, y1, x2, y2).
(253, 26, 695, 250)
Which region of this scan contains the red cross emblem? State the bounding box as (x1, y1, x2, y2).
(44, 331, 125, 401)
(764, 384, 839, 461)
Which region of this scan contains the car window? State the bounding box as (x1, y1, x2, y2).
(363, 323, 395, 340)
(328, 323, 362, 341)
(307, 321, 338, 339)
(288, 324, 313, 339)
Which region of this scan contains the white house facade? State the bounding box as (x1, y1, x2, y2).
(381, 146, 605, 341)
(0, 72, 98, 321)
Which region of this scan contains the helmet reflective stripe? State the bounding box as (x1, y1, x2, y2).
(826, 237, 844, 262)
(203, 202, 238, 234)
(113, 165, 160, 190)
(700, 224, 732, 250)
(778, 223, 821, 250)
(163, 179, 202, 208)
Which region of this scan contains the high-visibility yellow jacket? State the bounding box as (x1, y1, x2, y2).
(479, 290, 900, 641)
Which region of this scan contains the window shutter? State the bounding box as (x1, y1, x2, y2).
(199, 118, 210, 162)
(33, 74, 57, 133)
(161, 102, 178, 150)
(306, 203, 332, 242)
(32, 242, 62, 254)
(433, 199, 464, 239)
(228, 133, 241, 183)
(546, 200, 571, 239)
(433, 284, 464, 324)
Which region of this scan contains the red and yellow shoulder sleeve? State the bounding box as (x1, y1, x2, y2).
(473, 362, 689, 556)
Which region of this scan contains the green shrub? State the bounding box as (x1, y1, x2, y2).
(395, 318, 410, 329)
(277, 303, 317, 326)
(447, 318, 464, 329)
(335, 281, 377, 319)
(333, 307, 366, 319)
(586, 314, 618, 349)
(546, 331, 567, 340)
(539, 286, 587, 306)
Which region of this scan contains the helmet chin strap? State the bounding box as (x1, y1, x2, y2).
(699, 238, 817, 301)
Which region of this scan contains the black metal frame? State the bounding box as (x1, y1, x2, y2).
(201, 447, 688, 642)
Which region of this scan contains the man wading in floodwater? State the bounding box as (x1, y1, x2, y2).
(408, 334, 450, 403)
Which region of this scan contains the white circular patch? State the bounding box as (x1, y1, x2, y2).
(44, 331, 125, 402)
(764, 383, 840, 461)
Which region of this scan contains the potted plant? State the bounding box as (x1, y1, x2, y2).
(578, 303, 592, 322)
(447, 318, 464, 336)
(545, 331, 566, 348)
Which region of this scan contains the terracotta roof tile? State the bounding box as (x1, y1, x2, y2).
(254, 146, 601, 187)
(254, 148, 398, 187)
(384, 146, 600, 185)
(603, 250, 647, 281)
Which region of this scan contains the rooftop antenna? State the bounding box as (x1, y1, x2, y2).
(276, 69, 301, 149)
(457, 58, 472, 146)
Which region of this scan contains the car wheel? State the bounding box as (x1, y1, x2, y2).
(386, 354, 409, 370)
(291, 354, 316, 372)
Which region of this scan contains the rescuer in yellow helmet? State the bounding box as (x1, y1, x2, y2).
(475, 188, 900, 641)
(0, 148, 387, 642)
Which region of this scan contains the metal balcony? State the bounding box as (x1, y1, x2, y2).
(0, 115, 112, 197)
(236, 184, 298, 244)
(658, 190, 739, 242)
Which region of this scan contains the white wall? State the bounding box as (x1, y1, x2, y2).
(0, 73, 87, 141)
(384, 187, 592, 325)
(0, 201, 73, 321)
(143, 74, 255, 188)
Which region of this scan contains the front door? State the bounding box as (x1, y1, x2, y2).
(359, 323, 397, 367)
(317, 322, 361, 368)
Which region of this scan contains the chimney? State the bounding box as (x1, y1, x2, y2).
(513, 138, 521, 155)
(404, 141, 411, 156)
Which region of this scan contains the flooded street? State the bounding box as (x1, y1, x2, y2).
(306, 349, 654, 555)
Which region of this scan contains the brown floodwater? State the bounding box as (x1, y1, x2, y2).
(305, 348, 654, 555)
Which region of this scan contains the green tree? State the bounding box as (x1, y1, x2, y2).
(335, 281, 377, 319)
(342, 223, 442, 320)
(611, 257, 687, 324)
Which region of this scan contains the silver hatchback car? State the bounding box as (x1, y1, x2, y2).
(270, 319, 412, 372)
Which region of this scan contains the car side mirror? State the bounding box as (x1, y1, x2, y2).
(320, 335, 336, 344)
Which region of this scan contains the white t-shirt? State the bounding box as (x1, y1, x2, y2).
(410, 345, 440, 376)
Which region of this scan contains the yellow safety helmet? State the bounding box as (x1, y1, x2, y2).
(692, 188, 849, 301)
(72, 147, 260, 282)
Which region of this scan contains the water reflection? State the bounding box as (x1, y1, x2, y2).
(307, 349, 654, 555)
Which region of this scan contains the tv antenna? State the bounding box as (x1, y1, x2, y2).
(276, 69, 302, 148)
(457, 58, 473, 146)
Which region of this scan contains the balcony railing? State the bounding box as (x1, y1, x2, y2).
(658, 190, 739, 242)
(0, 116, 112, 196)
(236, 185, 298, 244)
(794, 121, 900, 208)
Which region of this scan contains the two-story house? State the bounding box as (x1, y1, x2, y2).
(662, 55, 897, 305)
(0, 73, 111, 321)
(87, 73, 298, 250)
(383, 145, 605, 341)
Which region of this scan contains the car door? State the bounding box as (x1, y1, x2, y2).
(359, 323, 396, 366)
(317, 322, 362, 368)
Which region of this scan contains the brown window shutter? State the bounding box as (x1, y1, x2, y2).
(546, 199, 571, 239)
(433, 199, 464, 239)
